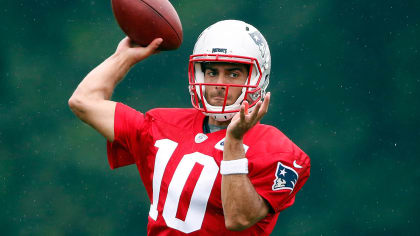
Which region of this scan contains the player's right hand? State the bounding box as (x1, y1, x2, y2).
(115, 37, 163, 66)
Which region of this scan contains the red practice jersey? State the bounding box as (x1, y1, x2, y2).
(107, 103, 310, 235)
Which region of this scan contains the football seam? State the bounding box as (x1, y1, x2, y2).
(140, 0, 181, 44)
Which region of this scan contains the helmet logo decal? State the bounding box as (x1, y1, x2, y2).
(249, 31, 267, 58)
(212, 48, 227, 54)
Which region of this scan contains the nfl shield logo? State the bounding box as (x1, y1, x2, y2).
(272, 162, 299, 193)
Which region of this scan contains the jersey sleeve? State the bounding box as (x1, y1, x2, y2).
(106, 103, 146, 169)
(246, 133, 311, 213)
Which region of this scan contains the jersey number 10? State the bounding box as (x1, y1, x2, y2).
(149, 139, 219, 233)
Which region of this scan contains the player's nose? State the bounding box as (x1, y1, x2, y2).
(214, 72, 227, 89)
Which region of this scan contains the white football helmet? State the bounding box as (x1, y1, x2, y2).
(188, 20, 271, 121)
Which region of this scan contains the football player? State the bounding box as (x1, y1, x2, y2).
(69, 20, 310, 235)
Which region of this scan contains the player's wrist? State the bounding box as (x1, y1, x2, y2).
(223, 138, 245, 161)
(224, 134, 244, 145)
(226, 129, 245, 141)
(111, 50, 138, 68)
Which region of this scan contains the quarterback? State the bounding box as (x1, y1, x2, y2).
(69, 20, 310, 235)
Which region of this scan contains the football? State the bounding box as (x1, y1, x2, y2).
(111, 0, 183, 50)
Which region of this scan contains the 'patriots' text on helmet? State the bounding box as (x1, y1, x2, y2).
(188, 20, 271, 121)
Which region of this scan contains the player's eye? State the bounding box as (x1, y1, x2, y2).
(229, 72, 239, 78)
(206, 71, 217, 77)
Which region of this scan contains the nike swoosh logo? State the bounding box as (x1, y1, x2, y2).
(293, 160, 303, 169)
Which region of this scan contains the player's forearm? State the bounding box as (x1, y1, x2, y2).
(71, 52, 133, 101)
(222, 175, 268, 230)
(221, 137, 269, 231)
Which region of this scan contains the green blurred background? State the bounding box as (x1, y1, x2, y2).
(1, 0, 419, 235)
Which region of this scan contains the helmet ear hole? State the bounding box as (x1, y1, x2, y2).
(246, 88, 262, 103)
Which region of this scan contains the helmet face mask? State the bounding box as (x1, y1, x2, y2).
(188, 20, 271, 121)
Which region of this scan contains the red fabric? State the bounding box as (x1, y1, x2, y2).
(175, 163, 204, 221)
(107, 103, 311, 235)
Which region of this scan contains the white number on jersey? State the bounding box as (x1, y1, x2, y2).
(149, 139, 219, 233)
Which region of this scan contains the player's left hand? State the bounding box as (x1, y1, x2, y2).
(227, 92, 271, 140)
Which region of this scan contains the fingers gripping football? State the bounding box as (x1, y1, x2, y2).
(115, 37, 163, 66)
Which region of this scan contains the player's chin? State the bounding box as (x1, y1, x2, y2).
(208, 99, 234, 107)
(208, 101, 224, 106)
